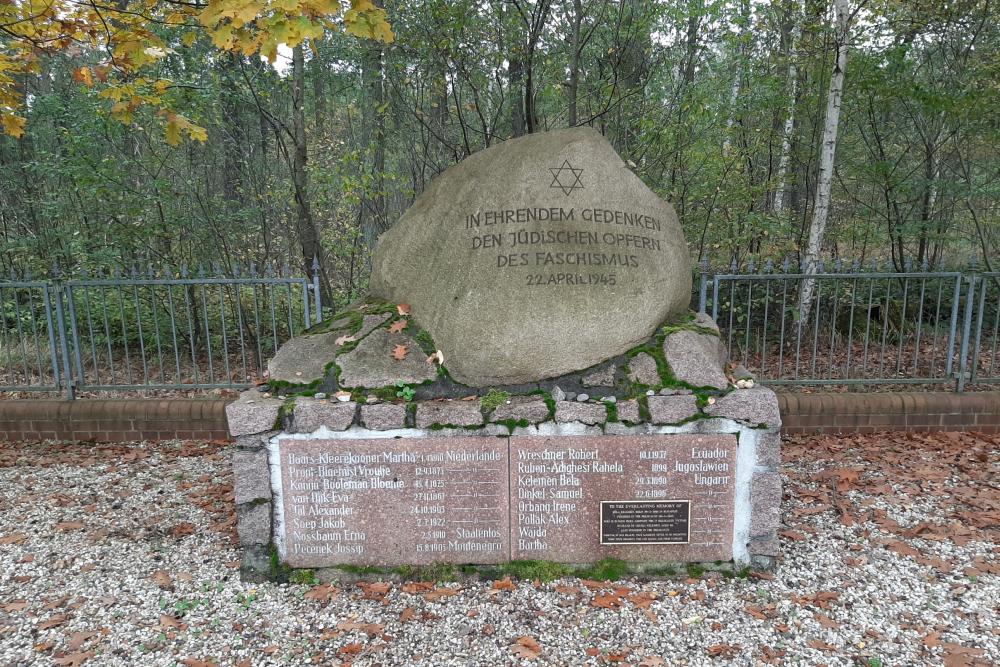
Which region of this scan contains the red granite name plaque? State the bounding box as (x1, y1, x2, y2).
(276, 433, 737, 567)
(277, 437, 509, 567)
(510, 434, 736, 563)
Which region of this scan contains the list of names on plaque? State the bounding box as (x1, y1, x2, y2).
(278, 437, 509, 567)
(511, 434, 737, 562)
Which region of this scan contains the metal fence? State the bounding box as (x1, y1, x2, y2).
(0, 263, 322, 398)
(699, 260, 999, 391)
(1, 259, 996, 397)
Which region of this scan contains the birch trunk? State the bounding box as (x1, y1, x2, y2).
(798, 0, 850, 323)
(773, 0, 804, 215)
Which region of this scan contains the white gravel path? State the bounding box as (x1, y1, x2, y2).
(0, 436, 996, 667)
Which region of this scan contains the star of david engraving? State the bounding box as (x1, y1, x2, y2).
(549, 159, 584, 196)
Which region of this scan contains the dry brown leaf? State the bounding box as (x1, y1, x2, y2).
(338, 643, 364, 657)
(814, 613, 840, 629)
(159, 615, 186, 630)
(261, 645, 279, 655)
(392, 344, 409, 360)
(399, 607, 417, 623)
(388, 319, 407, 333)
(54, 521, 86, 532)
(638, 657, 667, 667)
(923, 630, 942, 648)
(425, 349, 444, 365)
(511, 635, 541, 660)
(338, 621, 385, 636)
(358, 581, 391, 601)
(303, 583, 339, 603)
(180, 659, 219, 667)
(778, 529, 807, 541)
(39, 614, 71, 630)
(52, 651, 95, 667)
(592, 593, 623, 609)
(400, 581, 435, 594)
(2, 600, 28, 612)
(706, 643, 741, 658)
(150, 570, 173, 590)
(66, 631, 99, 651)
(807, 639, 838, 652)
(492, 577, 516, 591)
(170, 522, 196, 538)
(0, 532, 27, 545)
(396, 303, 411, 315)
(643, 608, 659, 624)
(422, 585, 461, 602)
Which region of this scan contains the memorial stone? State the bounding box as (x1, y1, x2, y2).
(368, 127, 692, 386)
(226, 128, 783, 581)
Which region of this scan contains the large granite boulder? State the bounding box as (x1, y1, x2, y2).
(369, 127, 692, 386)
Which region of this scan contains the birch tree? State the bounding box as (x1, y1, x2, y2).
(798, 0, 853, 323)
(773, 0, 805, 215)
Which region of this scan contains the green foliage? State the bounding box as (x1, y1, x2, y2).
(394, 380, 415, 401)
(480, 389, 511, 412)
(577, 558, 630, 582)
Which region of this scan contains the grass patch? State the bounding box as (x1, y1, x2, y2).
(480, 389, 511, 413)
(577, 558, 630, 582)
(289, 569, 319, 585)
(502, 560, 573, 582)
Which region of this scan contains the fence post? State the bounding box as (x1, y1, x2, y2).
(956, 273, 977, 393)
(698, 257, 709, 313)
(312, 255, 322, 324)
(52, 284, 76, 400)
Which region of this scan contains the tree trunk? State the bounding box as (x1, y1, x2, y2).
(773, 0, 804, 215)
(360, 43, 388, 249)
(291, 45, 333, 308)
(509, 56, 526, 137)
(798, 0, 850, 323)
(567, 0, 583, 126)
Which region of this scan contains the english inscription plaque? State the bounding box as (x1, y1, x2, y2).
(277, 437, 509, 567)
(510, 434, 736, 563)
(600, 500, 691, 545)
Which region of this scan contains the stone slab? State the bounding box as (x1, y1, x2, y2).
(267, 331, 341, 384)
(276, 437, 509, 567)
(554, 401, 607, 425)
(510, 434, 737, 563)
(627, 352, 660, 386)
(647, 394, 699, 425)
(581, 365, 616, 387)
(291, 399, 357, 433)
(237, 501, 271, 547)
(705, 387, 781, 427)
(490, 396, 551, 424)
(616, 398, 641, 423)
(233, 449, 271, 504)
(337, 328, 438, 389)
(226, 389, 283, 437)
(663, 330, 729, 390)
(416, 400, 484, 429)
(360, 402, 408, 430)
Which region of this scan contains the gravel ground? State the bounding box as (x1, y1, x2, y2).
(0, 432, 997, 667)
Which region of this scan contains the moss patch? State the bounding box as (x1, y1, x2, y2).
(480, 389, 511, 413)
(577, 558, 630, 582)
(502, 560, 573, 582)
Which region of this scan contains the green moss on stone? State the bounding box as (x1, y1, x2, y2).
(289, 569, 319, 585)
(502, 560, 572, 582)
(480, 389, 511, 413)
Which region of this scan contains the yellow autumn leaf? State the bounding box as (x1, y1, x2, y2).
(73, 66, 94, 87)
(1, 114, 26, 139)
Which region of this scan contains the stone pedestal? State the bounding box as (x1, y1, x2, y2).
(226, 387, 781, 581)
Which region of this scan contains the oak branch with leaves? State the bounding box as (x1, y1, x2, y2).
(0, 0, 393, 142)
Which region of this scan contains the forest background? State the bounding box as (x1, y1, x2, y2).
(1, 0, 997, 311)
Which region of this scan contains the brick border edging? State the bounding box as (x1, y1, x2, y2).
(777, 392, 1000, 435)
(0, 399, 230, 443)
(0, 392, 997, 443)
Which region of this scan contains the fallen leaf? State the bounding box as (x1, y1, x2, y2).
(814, 613, 839, 629)
(358, 581, 391, 601)
(638, 657, 667, 667)
(39, 614, 71, 630)
(400, 581, 435, 594)
(180, 659, 219, 667)
(592, 593, 623, 609)
(159, 615, 186, 630)
(66, 631, 99, 651)
(338, 621, 385, 635)
(400, 607, 417, 623)
(923, 630, 942, 648)
(397, 303, 411, 315)
(338, 643, 363, 656)
(335, 334, 357, 346)
(422, 585, 461, 602)
(426, 350, 444, 365)
(54, 522, 86, 532)
(392, 344, 409, 360)
(303, 583, 339, 603)
(492, 577, 516, 591)
(388, 320, 408, 333)
(807, 639, 838, 652)
(150, 570, 173, 590)
(511, 635, 541, 660)
(53, 651, 94, 667)
(779, 529, 807, 541)
(261, 645, 279, 655)
(0, 532, 27, 545)
(706, 643, 741, 658)
(170, 522, 196, 538)
(2, 600, 28, 612)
